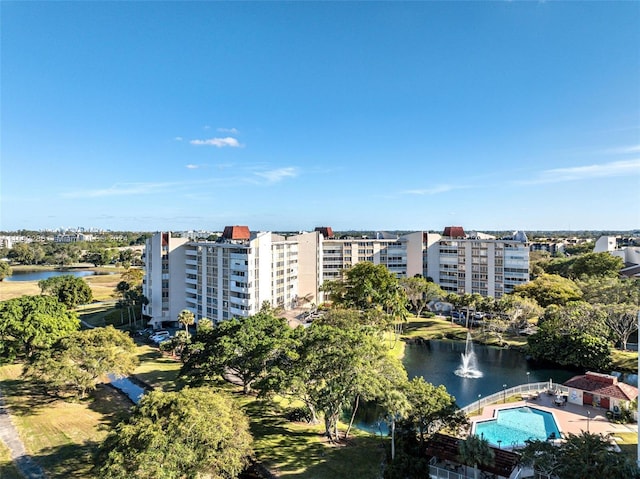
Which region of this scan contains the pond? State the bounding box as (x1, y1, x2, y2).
(5, 270, 112, 282)
(353, 339, 580, 433)
(402, 340, 579, 408)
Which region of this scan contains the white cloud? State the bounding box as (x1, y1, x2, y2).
(254, 167, 298, 183)
(185, 164, 200, 169)
(522, 159, 640, 184)
(174, 136, 183, 141)
(401, 184, 457, 195)
(602, 145, 640, 155)
(190, 137, 242, 148)
(62, 181, 179, 198)
(217, 127, 239, 134)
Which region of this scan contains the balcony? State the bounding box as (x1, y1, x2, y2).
(230, 283, 249, 293)
(230, 296, 250, 307)
(185, 259, 197, 267)
(230, 306, 250, 317)
(185, 286, 197, 295)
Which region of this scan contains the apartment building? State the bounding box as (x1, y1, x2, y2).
(143, 227, 309, 327)
(432, 227, 530, 297)
(142, 225, 530, 326)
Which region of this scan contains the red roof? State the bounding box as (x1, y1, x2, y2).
(222, 226, 251, 240)
(564, 372, 638, 401)
(314, 226, 334, 238)
(443, 226, 466, 238)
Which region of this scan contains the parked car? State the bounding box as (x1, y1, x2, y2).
(149, 331, 170, 344)
(451, 311, 464, 319)
(136, 327, 154, 337)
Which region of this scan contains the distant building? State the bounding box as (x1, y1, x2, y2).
(54, 233, 94, 243)
(594, 235, 640, 278)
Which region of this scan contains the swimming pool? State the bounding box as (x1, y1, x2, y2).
(473, 406, 561, 448)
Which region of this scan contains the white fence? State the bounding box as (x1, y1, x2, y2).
(460, 381, 569, 414)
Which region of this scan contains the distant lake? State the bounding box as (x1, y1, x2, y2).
(5, 270, 113, 282)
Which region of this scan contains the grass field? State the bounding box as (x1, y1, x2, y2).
(0, 364, 132, 479)
(133, 344, 182, 392)
(0, 280, 40, 301)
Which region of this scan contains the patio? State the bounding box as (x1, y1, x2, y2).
(469, 390, 638, 444)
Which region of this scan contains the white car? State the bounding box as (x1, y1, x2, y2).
(150, 331, 171, 344)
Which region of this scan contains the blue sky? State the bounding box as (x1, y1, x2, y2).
(2, 1, 639, 232)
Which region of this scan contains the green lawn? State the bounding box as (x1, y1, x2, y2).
(132, 344, 182, 391)
(0, 364, 131, 479)
(237, 393, 385, 479)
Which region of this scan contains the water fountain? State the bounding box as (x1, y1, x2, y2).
(454, 332, 483, 378)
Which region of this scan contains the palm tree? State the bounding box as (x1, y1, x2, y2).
(556, 432, 637, 479)
(381, 388, 411, 461)
(458, 434, 495, 479)
(177, 309, 195, 338)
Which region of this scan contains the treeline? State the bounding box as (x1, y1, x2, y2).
(1, 240, 145, 267)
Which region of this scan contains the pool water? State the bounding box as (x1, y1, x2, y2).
(473, 407, 561, 448)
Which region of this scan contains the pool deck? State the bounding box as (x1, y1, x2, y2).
(469, 391, 637, 441)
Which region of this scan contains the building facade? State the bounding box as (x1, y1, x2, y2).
(142, 225, 530, 326)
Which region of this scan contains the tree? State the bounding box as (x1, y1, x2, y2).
(0, 261, 11, 281)
(38, 274, 93, 308)
(578, 277, 640, 306)
(499, 295, 542, 334)
(539, 302, 608, 337)
(527, 323, 611, 371)
(0, 295, 79, 360)
(520, 432, 638, 479)
(322, 262, 408, 316)
(159, 330, 191, 359)
(181, 309, 292, 394)
(96, 388, 253, 479)
(381, 388, 411, 461)
(25, 326, 138, 398)
(405, 377, 467, 449)
(570, 252, 624, 278)
(114, 268, 147, 325)
(400, 277, 444, 317)
(513, 274, 582, 307)
(457, 434, 495, 479)
(83, 248, 114, 267)
(272, 324, 403, 442)
(7, 242, 44, 265)
(177, 309, 195, 338)
(603, 303, 639, 350)
(519, 439, 559, 478)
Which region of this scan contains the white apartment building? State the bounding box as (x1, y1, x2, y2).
(432, 227, 530, 297)
(143, 227, 307, 327)
(142, 225, 530, 326)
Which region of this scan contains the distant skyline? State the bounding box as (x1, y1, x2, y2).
(2, 2, 639, 232)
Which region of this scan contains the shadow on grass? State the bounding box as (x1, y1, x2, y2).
(0, 377, 58, 416)
(87, 384, 132, 429)
(31, 441, 100, 479)
(244, 399, 384, 478)
(0, 460, 22, 479)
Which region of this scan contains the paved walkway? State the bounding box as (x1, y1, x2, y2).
(0, 392, 47, 479)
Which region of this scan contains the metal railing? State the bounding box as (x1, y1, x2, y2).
(461, 381, 569, 415)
